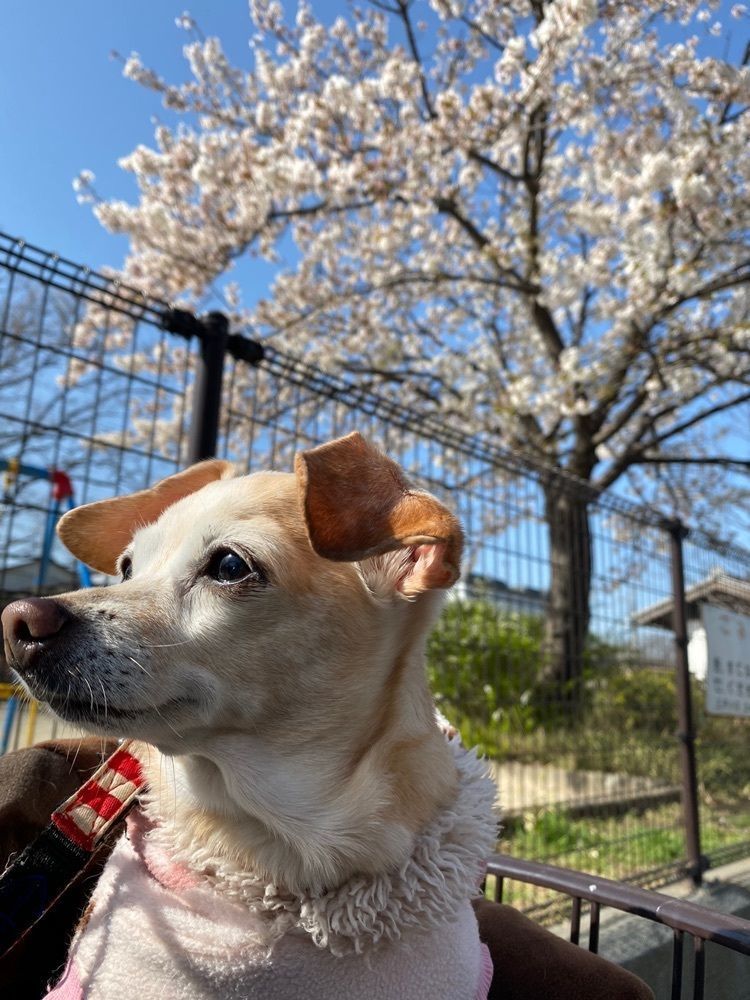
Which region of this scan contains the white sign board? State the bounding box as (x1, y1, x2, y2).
(703, 604, 750, 717)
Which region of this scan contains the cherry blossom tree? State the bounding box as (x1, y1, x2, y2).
(76, 0, 750, 689)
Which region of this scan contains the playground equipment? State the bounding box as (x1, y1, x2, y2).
(1, 459, 92, 753)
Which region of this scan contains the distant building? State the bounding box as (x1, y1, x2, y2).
(632, 569, 750, 681)
(451, 572, 547, 617)
(0, 559, 79, 602)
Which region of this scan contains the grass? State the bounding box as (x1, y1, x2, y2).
(489, 800, 750, 917)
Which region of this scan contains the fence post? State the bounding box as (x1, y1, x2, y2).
(187, 311, 229, 462)
(666, 518, 705, 886)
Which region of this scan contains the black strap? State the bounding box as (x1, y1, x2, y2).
(0, 823, 92, 958)
(0, 810, 134, 961)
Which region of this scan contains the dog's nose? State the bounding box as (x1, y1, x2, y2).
(1, 597, 71, 667)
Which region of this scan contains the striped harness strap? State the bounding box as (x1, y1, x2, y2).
(0, 740, 145, 959)
(51, 743, 144, 852)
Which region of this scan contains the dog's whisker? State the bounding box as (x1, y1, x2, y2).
(82, 676, 96, 717)
(64, 681, 88, 772)
(171, 756, 178, 828)
(148, 700, 184, 741)
(139, 639, 191, 649)
(98, 678, 109, 722)
(127, 655, 155, 678)
(122, 677, 185, 741)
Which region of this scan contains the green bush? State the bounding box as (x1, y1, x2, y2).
(694, 703, 750, 802)
(427, 600, 542, 755)
(427, 599, 627, 754)
(587, 667, 677, 738)
(428, 598, 750, 802)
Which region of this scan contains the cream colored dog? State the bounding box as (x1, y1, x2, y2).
(3, 432, 496, 1000)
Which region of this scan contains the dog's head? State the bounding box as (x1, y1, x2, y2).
(2, 433, 461, 750)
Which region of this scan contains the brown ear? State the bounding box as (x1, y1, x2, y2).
(295, 432, 462, 593)
(57, 459, 234, 575)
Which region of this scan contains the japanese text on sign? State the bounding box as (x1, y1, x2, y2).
(703, 604, 750, 718)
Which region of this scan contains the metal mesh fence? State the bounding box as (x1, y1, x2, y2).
(2, 231, 750, 919)
(0, 239, 192, 553)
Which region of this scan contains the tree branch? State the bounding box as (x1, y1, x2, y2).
(466, 149, 524, 184)
(458, 13, 505, 53)
(520, 102, 567, 363)
(645, 390, 750, 449)
(655, 259, 750, 324)
(594, 389, 750, 491)
(268, 198, 378, 222)
(638, 455, 750, 469)
(395, 0, 435, 119)
(593, 387, 648, 447)
(433, 196, 537, 292)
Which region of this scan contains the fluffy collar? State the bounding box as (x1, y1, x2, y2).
(142, 738, 497, 957)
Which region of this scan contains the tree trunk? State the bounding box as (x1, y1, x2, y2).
(541, 485, 593, 704)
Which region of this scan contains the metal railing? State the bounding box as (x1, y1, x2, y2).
(486, 853, 750, 1000)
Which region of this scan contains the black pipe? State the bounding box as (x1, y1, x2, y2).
(187, 311, 229, 463)
(666, 518, 706, 887)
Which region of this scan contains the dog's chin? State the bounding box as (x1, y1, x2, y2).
(13, 670, 202, 745)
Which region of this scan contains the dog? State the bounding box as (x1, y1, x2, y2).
(2, 432, 496, 999)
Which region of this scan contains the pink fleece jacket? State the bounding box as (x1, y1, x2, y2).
(49, 741, 496, 1000)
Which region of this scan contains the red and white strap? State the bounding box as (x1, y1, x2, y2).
(51, 740, 145, 852)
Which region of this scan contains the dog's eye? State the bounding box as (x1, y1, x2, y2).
(120, 557, 132, 581)
(207, 549, 261, 584)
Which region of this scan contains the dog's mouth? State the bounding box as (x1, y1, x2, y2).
(35, 688, 200, 727)
(9, 638, 204, 732)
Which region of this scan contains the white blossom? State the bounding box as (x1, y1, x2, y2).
(75, 0, 750, 526)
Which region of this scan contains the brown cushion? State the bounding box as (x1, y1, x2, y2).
(473, 897, 654, 1000)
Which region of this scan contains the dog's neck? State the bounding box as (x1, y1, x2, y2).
(138, 634, 458, 894)
(134, 736, 495, 959)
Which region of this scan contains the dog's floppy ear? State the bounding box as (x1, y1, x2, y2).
(57, 460, 234, 575)
(295, 432, 462, 595)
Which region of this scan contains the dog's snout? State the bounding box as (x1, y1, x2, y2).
(1, 597, 71, 666)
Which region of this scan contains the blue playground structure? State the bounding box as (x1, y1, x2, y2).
(1, 459, 92, 753)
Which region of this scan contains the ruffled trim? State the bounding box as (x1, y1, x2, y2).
(147, 738, 497, 957)
(476, 943, 494, 999)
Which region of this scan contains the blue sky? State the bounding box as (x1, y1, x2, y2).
(1, 2, 746, 270)
(0, 2, 328, 268)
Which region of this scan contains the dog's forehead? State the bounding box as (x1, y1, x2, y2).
(131, 470, 301, 552)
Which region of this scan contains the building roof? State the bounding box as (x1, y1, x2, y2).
(632, 569, 750, 630)
(451, 573, 548, 612)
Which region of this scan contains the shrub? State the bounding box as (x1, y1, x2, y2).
(427, 599, 750, 803)
(588, 667, 677, 738)
(427, 600, 542, 755)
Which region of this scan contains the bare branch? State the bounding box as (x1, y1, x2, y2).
(466, 150, 524, 185)
(639, 455, 750, 469)
(646, 390, 750, 449)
